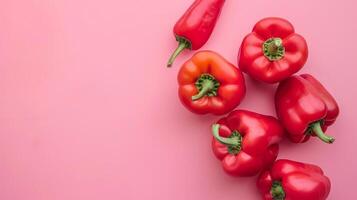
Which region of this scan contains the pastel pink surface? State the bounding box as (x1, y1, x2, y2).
(0, 0, 356, 199)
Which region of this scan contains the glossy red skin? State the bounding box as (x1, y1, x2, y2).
(238, 17, 308, 83)
(212, 110, 284, 176)
(178, 51, 245, 115)
(257, 159, 331, 200)
(174, 0, 225, 49)
(275, 74, 339, 143)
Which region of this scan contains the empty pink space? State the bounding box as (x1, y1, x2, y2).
(0, 0, 356, 199)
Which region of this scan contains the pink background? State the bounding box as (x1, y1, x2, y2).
(0, 0, 356, 199)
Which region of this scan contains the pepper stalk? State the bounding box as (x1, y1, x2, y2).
(167, 37, 191, 67)
(263, 38, 285, 61)
(310, 121, 335, 144)
(212, 124, 242, 155)
(192, 74, 220, 101)
(271, 181, 285, 200)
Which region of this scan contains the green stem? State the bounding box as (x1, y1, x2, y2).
(167, 41, 189, 67)
(192, 79, 215, 101)
(312, 122, 335, 144)
(263, 38, 285, 61)
(211, 124, 240, 146)
(271, 181, 285, 200)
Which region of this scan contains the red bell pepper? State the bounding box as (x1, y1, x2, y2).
(167, 0, 225, 67)
(275, 74, 339, 143)
(178, 51, 245, 115)
(211, 110, 284, 176)
(238, 17, 308, 83)
(257, 159, 331, 200)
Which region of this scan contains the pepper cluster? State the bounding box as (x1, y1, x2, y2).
(168, 1, 338, 200)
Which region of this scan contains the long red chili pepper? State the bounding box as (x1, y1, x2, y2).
(167, 0, 225, 67)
